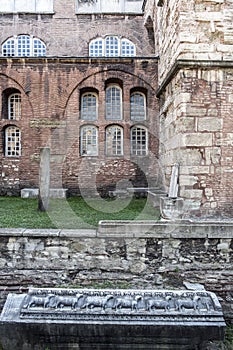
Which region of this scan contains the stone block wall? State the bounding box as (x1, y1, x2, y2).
(150, 0, 233, 83)
(158, 64, 233, 217)
(0, 222, 232, 322)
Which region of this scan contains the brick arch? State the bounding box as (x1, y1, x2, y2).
(64, 68, 157, 114)
(0, 72, 34, 118)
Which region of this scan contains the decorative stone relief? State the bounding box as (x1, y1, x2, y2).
(19, 288, 223, 322)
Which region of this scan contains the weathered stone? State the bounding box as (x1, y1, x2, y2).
(0, 288, 226, 350)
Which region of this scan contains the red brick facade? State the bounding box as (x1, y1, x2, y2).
(0, 57, 159, 196)
(0, 1, 160, 196)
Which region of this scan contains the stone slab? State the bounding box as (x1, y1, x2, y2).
(0, 288, 226, 350)
(21, 188, 68, 199)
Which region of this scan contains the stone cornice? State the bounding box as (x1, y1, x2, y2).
(156, 59, 233, 97)
(0, 56, 159, 65)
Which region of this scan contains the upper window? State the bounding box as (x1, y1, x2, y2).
(2, 35, 46, 57)
(5, 126, 21, 157)
(130, 92, 146, 121)
(76, 0, 143, 14)
(0, 0, 53, 13)
(89, 36, 136, 57)
(81, 92, 98, 121)
(105, 85, 122, 120)
(106, 125, 123, 156)
(8, 93, 21, 120)
(80, 125, 98, 156)
(131, 126, 148, 156)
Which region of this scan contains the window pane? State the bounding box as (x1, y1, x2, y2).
(81, 93, 97, 120)
(81, 126, 98, 156)
(106, 126, 123, 156)
(89, 38, 103, 57)
(5, 126, 21, 157)
(17, 35, 31, 56)
(2, 38, 15, 56)
(121, 39, 135, 57)
(130, 92, 146, 121)
(33, 38, 46, 56)
(106, 36, 119, 57)
(106, 86, 122, 120)
(131, 127, 147, 156)
(8, 94, 21, 120)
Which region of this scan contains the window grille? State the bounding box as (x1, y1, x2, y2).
(89, 36, 135, 57)
(105, 85, 122, 120)
(5, 126, 21, 157)
(80, 125, 98, 156)
(81, 93, 98, 120)
(130, 92, 146, 121)
(8, 93, 21, 120)
(131, 126, 148, 156)
(106, 125, 123, 156)
(2, 35, 46, 57)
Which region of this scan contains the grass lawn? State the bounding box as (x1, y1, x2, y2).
(0, 196, 159, 229)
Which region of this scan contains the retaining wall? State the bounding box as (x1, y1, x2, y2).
(0, 221, 232, 322)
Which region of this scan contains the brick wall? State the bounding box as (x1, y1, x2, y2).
(0, 58, 159, 195)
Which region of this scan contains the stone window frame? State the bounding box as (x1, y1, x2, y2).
(130, 125, 148, 156)
(2, 35, 46, 57)
(8, 93, 21, 120)
(130, 91, 146, 121)
(4, 125, 21, 157)
(80, 124, 98, 156)
(105, 124, 124, 156)
(80, 92, 98, 121)
(105, 84, 123, 121)
(89, 36, 136, 57)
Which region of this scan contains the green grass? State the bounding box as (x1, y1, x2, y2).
(0, 196, 159, 229)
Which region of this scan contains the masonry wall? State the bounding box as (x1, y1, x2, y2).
(158, 65, 233, 217)
(143, 0, 233, 217)
(0, 0, 152, 58)
(0, 223, 232, 322)
(149, 0, 233, 83)
(0, 58, 159, 196)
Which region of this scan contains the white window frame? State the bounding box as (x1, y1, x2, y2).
(130, 92, 146, 121)
(2, 35, 46, 57)
(80, 125, 98, 156)
(81, 92, 98, 121)
(105, 84, 122, 120)
(89, 36, 136, 57)
(0, 0, 54, 13)
(8, 93, 21, 120)
(106, 125, 123, 156)
(5, 126, 21, 157)
(131, 125, 148, 156)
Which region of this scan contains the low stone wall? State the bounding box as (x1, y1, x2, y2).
(0, 221, 233, 322)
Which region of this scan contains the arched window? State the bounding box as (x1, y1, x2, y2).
(130, 92, 146, 121)
(89, 36, 136, 57)
(2, 35, 46, 57)
(106, 125, 123, 156)
(81, 92, 98, 121)
(80, 125, 98, 156)
(131, 126, 148, 156)
(5, 126, 21, 157)
(8, 93, 21, 120)
(105, 85, 122, 120)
